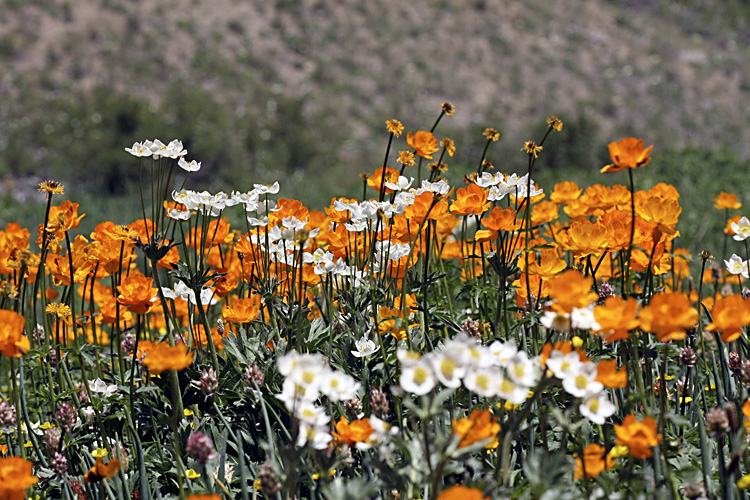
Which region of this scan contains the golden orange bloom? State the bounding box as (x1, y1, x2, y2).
(143, 342, 194, 375)
(116, 273, 157, 315)
(450, 183, 490, 217)
(531, 200, 559, 226)
(437, 485, 489, 500)
(404, 191, 448, 224)
(595, 359, 628, 389)
(546, 115, 564, 132)
(521, 140, 543, 158)
(46, 200, 85, 234)
(186, 495, 223, 500)
(452, 409, 500, 449)
(550, 181, 582, 205)
(638, 292, 699, 342)
(564, 220, 609, 257)
(483, 128, 500, 141)
(332, 417, 374, 447)
(600, 137, 653, 174)
(593, 296, 639, 342)
(705, 294, 750, 342)
(377, 306, 407, 340)
(84, 456, 121, 483)
(223, 295, 262, 324)
(614, 414, 661, 459)
(0, 309, 30, 358)
(726, 215, 743, 236)
(574, 443, 615, 479)
(524, 248, 566, 279)
(481, 206, 520, 237)
(406, 130, 440, 159)
(367, 166, 401, 194)
(386, 119, 404, 137)
(636, 196, 681, 227)
(715, 192, 742, 210)
(0, 456, 38, 497)
(547, 270, 599, 313)
(440, 137, 456, 157)
(397, 150, 416, 167)
(512, 273, 550, 308)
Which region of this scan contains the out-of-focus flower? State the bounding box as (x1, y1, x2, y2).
(0, 309, 29, 358)
(726, 254, 750, 279)
(452, 409, 500, 449)
(715, 192, 742, 210)
(600, 137, 653, 173)
(143, 342, 194, 375)
(332, 417, 375, 447)
(186, 431, 218, 463)
(614, 414, 661, 459)
(0, 456, 38, 496)
(638, 292, 699, 342)
(705, 294, 750, 342)
(574, 443, 615, 478)
(437, 485, 489, 500)
(84, 456, 121, 483)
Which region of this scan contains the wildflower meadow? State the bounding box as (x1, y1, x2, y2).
(2, 105, 750, 500)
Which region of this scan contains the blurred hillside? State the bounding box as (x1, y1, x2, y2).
(0, 0, 749, 208)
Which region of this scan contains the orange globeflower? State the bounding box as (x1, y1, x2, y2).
(726, 215, 742, 236)
(532, 200, 559, 226)
(406, 130, 440, 159)
(547, 270, 599, 313)
(84, 456, 121, 483)
(614, 414, 661, 459)
(452, 409, 500, 449)
(332, 417, 374, 447)
(437, 485, 489, 500)
(715, 192, 742, 210)
(367, 166, 401, 194)
(636, 197, 681, 227)
(574, 443, 616, 479)
(524, 248, 566, 279)
(143, 342, 194, 375)
(223, 295, 262, 324)
(705, 294, 750, 342)
(46, 200, 85, 233)
(481, 206, 520, 238)
(450, 183, 490, 216)
(595, 359, 628, 389)
(565, 220, 610, 257)
(638, 292, 699, 342)
(593, 296, 639, 342)
(117, 273, 157, 314)
(0, 309, 30, 358)
(550, 181, 582, 205)
(187, 495, 223, 500)
(600, 137, 653, 173)
(0, 456, 38, 497)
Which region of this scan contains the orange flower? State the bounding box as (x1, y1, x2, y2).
(550, 181, 582, 205)
(117, 273, 157, 314)
(636, 196, 681, 227)
(450, 183, 490, 216)
(377, 306, 407, 340)
(404, 191, 448, 224)
(46, 200, 85, 233)
(595, 359, 628, 389)
(367, 166, 401, 194)
(614, 414, 661, 459)
(564, 220, 609, 257)
(715, 192, 742, 210)
(481, 206, 520, 238)
(437, 485, 489, 500)
(143, 342, 194, 374)
(547, 270, 599, 313)
(638, 292, 699, 342)
(223, 295, 262, 324)
(332, 417, 374, 447)
(0, 309, 30, 358)
(705, 294, 750, 342)
(593, 296, 639, 342)
(452, 409, 500, 449)
(574, 443, 616, 479)
(600, 138, 653, 173)
(726, 215, 742, 236)
(523, 248, 566, 279)
(406, 130, 440, 159)
(0, 456, 38, 497)
(186, 496, 222, 500)
(532, 200, 559, 226)
(84, 456, 121, 483)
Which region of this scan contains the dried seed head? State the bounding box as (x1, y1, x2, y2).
(679, 347, 697, 366)
(258, 460, 282, 496)
(706, 407, 730, 439)
(185, 431, 216, 463)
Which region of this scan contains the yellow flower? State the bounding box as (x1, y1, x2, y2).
(253, 478, 262, 490)
(483, 128, 500, 141)
(521, 140, 543, 158)
(39, 422, 56, 430)
(571, 336, 584, 349)
(91, 448, 109, 458)
(738, 475, 750, 490)
(546, 116, 564, 132)
(38, 180, 65, 196)
(386, 119, 404, 137)
(608, 445, 630, 459)
(441, 101, 455, 116)
(184, 408, 195, 417)
(186, 469, 201, 480)
(397, 150, 416, 167)
(24, 441, 32, 448)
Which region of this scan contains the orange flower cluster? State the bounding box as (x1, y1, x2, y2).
(614, 414, 661, 459)
(452, 409, 500, 449)
(638, 292, 698, 342)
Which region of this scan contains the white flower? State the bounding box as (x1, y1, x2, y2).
(474, 172, 504, 188)
(731, 216, 750, 241)
(178, 157, 201, 172)
(429, 352, 466, 389)
(506, 351, 540, 387)
(579, 392, 616, 424)
(90, 378, 118, 398)
(399, 359, 436, 395)
(356, 415, 398, 451)
(561, 362, 603, 398)
(125, 141, 151, 157)
(546, 351, 582, 380)
(295, 401, 330, 426)
(489, 340, 518, 367)
(725, 254, 750, 279)
(570, 305, 601, 331)
(297, 422, 333, 450)
(496, 376, 529, 405)
(167, 209, 191, 221)
(319, 371, 359, 402)
(385, 175, 414, 192)
(396, 350, 422, 368)
(463, 365, 501, 397)
(253, 182, 280, 195)
(351, 336, 379, 358)
(540, 310, 572, 331)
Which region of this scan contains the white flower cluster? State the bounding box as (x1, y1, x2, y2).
(474, 172, 542, 200)
(545, 347, 617, 424)
(125, 139, 188, 160)
(276, 351, 360, 449)
(539, 304, 600, 332)
(161, 280, 218, 306)
(398, 334, 541, 405)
